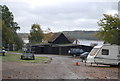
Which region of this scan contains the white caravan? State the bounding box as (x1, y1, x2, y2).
(87, 45, 120, 66)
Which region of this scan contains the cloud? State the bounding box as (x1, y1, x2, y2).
(1, 1, 118, 33)
(104, 10, 118, 15)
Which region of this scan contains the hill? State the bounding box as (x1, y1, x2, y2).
(63, 31, 100, 40)
(18, 31, 100, 41)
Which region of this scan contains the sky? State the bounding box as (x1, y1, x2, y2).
(1, 0, 119, 33)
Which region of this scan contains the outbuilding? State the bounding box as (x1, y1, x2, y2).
(31, 33, 93, 55)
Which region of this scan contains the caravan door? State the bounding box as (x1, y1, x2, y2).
(87, 45, 102, 64)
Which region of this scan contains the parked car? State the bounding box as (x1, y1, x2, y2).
(68, 48, 84, 56)
(0, 49, 6, 56)
(80, 52, 89, 60)
(21, 53, 35, 60)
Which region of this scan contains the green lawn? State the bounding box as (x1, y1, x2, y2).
(0, 54, 51, 63)
(9, 51, 25, 53)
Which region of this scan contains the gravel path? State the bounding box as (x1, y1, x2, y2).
(2, 55, 119, 79)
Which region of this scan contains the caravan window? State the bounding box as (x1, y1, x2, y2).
(102, 49, 109, 55)
(90, 48, 99, 56)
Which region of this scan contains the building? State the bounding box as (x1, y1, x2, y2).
(31, 33, 93, 55)
(48, 33, 71, 44)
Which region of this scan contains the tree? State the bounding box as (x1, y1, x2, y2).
(28, 24, 44, 44)
(96, 14, 120, 45)
(1, 5, 23, 50)
(43, 27, 53, 43)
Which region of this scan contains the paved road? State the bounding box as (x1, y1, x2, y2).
(2, 54, 119, 79)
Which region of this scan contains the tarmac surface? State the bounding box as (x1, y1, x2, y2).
(2, 54, 119, 79)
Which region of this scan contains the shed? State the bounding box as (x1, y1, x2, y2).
(48, 33, 71, 44)
(30, 33, 93, 55)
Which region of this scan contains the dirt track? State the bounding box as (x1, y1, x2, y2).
(2, 55, 119, 79)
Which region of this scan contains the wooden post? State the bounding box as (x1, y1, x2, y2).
(59, 47, 61, 55)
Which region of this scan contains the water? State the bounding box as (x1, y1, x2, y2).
(73, 39, 104, 46)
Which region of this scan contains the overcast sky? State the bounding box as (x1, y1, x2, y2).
(1, 0, 119, 33)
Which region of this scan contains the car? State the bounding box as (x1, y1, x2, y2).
(21, 53, 35, 60)
(0, 50, 6, 56)
(80, 52, 89, 60)
(68, 48, 84, 56)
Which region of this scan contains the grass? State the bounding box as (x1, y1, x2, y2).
(8, 51, 25, 53)
(0, 54, 51, 63)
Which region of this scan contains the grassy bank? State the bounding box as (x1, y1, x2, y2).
(0, 54, 51, 63)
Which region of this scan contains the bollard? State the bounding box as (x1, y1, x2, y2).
(75, 56, 79, 66)
(76, 60, 79, 66)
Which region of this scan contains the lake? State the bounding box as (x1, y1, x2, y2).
(73, 39, 104, 46)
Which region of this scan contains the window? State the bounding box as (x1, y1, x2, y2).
(102, 49, 109, 55)
(90, 48, 99, 56)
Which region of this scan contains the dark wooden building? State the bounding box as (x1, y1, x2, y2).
(31, 33, 93, 55)
(48, 33, 71, 44)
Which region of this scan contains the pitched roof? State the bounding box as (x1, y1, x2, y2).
(48, 33, 62, 43)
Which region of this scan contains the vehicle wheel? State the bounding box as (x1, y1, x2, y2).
(32, 56, 35, 60)
(118, 63, 120, 68)
(21, 56, 23, 60)
(110, 65, 116, 67)
(3, 53, 5, 56)
(91, 63, 92, 66)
